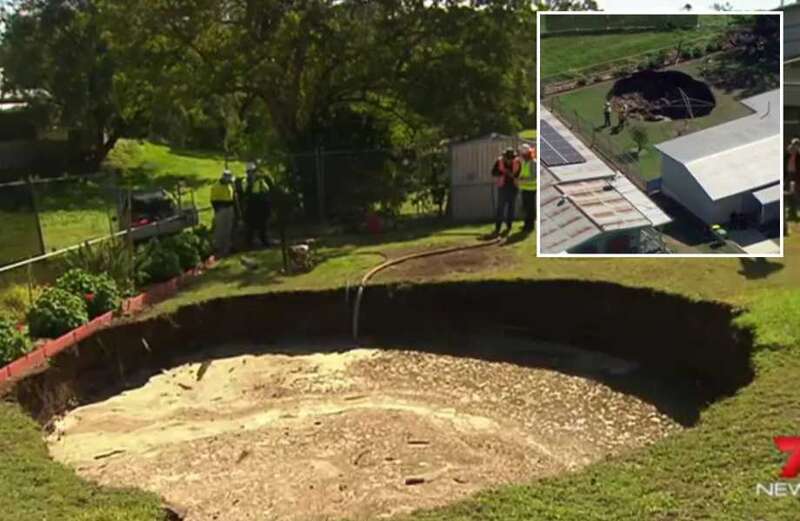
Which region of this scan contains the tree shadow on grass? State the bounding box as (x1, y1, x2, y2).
(700, 49, 779, 99)
(166, 146, 228, 162)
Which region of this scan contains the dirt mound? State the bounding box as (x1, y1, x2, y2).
(609, 70, 716, 120)
(48, 342, 680, 521)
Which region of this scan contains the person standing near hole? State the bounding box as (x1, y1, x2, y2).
(603, 100, 612, 128)
(617, 102, 628, 130)
(491, 147, 521, 236)
(243, 162, 273, 249)
(518, 144, 537, 233)
(210, 170, 238, 257)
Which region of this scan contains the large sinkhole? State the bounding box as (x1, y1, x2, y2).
(609, 70, 716, 120)
(6, 281, 754, 521)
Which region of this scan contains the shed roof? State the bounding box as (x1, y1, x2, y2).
(539, 166, 670, 254)
(448, 133, 534, 150)
(654, 89, 781, 201)
(540, 167, 602, 253)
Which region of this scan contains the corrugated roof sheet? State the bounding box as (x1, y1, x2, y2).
(611, 174, 672, 227)
(655, 89, 781, 201)
(558, 178, 652, 231)
(540, 167, 602, 253)
(540, 166, 669, 253)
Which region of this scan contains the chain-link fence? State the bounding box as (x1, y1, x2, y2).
(0, 173, 123, 266)
(545, 96, 656, 193)
(282, 147, 445, 226)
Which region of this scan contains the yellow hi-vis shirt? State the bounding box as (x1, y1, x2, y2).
(210, 181, 234, 203)
(519, 159, 537, 191)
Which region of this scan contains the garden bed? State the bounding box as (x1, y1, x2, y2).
(0, 257, 216, 383)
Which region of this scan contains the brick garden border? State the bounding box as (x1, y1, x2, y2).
(0, 257, 217, 383)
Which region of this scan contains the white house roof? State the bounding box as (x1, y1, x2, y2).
(753, 182, 782, 205)
(655, 89, 781, 201)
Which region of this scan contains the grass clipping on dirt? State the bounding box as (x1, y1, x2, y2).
(399, 290, 800, 521)
(46, 342, 678, 521)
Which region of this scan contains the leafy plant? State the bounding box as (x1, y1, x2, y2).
(162, 233, 201, 271)
(62, 239, 137, 296)
(630, 126, 650, 155)
(27, 288, 89, 339)
(0, 284, 41, 323)
(136, 240, 183, 285)
(55, 269, 121, 318)
(0, 316, 31, 366)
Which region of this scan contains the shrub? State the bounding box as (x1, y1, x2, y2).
(162, 233, 201, 271)
(27, 288, 89, 339)
(62, 239, 137, 296)
(137, 240, 183, 285)
(0, 316, 31, 365)
(0, 284, 40, 323)
(630, 126, 650, 154)
(56, 268, 121, 318)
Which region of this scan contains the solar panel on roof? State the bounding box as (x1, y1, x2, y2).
(540, 120, 586, 167)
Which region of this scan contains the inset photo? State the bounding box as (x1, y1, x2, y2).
(537, 12, 782, 256)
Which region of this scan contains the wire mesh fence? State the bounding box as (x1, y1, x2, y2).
(281, 146, 445, 226)
(545, 96, 651, 193)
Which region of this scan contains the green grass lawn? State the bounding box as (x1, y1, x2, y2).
(549, 59, 758, 181)
(106, 140, 246, 225)
(540, 28, 722, 81)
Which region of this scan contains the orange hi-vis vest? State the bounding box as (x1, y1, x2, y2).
(496, 158, 521, 188)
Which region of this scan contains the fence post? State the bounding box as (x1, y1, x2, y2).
(27, 176, 47, 255)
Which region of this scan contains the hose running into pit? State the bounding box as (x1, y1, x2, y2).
(351, 237, 504, 341)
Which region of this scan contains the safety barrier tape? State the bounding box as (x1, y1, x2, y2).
(0, 256, 217, 384)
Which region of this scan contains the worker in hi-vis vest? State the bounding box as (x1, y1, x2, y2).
(243, 162, 273, 248)
(210, 170, 237, 257)
(491, 147, 521, 236)
(518, 144, 537, 233)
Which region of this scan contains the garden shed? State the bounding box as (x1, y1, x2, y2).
(449, 133, 534, 222)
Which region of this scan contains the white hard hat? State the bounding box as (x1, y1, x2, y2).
(518, 143, 531, 155)
(222, 169, 233, 179)
(246, 162, 257, 171)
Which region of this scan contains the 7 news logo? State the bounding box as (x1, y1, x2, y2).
(755, 437, 800, 497)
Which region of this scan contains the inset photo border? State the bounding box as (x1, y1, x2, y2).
(536, 11, 784, 258)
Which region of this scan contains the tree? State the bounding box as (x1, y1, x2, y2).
(0, 0, 149, 169)
(630, 126, 649, 155)
(103, 0, 536, 218)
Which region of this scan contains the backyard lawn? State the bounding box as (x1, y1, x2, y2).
(548, 59, 758, 181)
(0, 220, 798, 520)
(540, 26, 727, 81)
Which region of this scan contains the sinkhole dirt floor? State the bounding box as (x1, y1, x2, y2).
(48, 340, 683, 521)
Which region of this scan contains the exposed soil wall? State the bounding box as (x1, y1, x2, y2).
(609, 70, 716, 119)
(3, 280, 754, 424)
